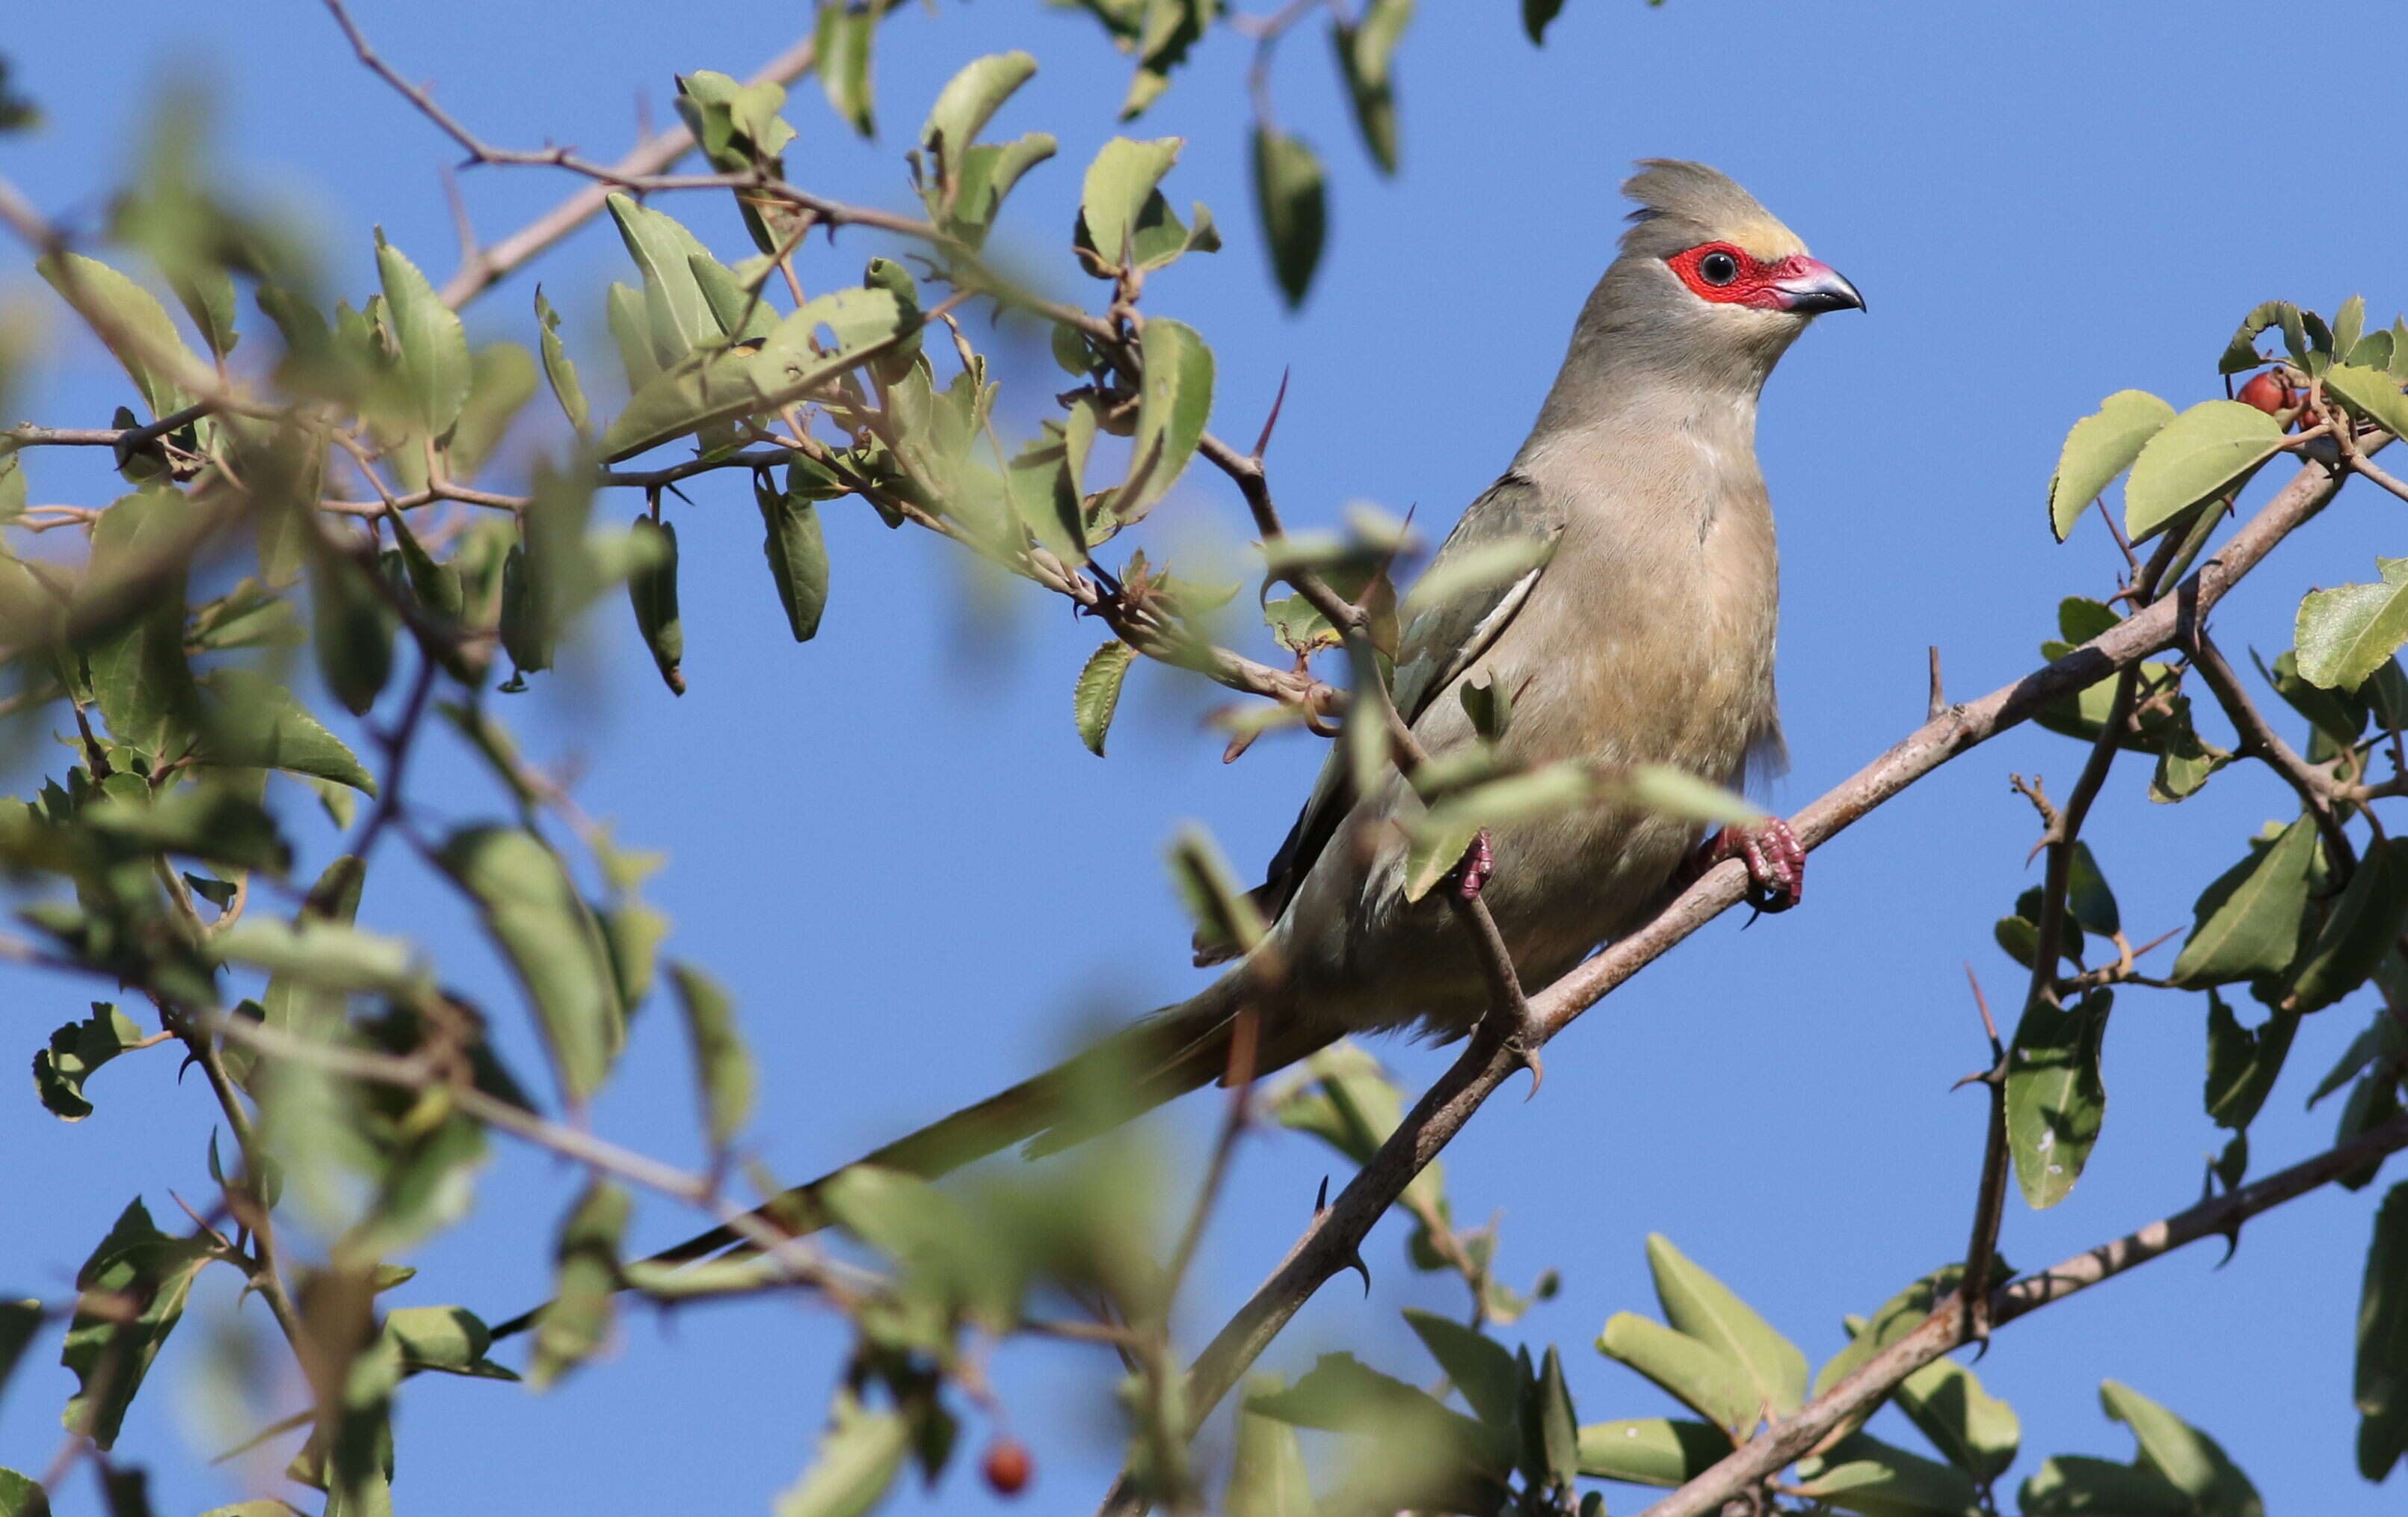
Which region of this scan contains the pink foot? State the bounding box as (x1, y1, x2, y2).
(1699, 818, 1805, 914)
(1450, 829, 1496, 902)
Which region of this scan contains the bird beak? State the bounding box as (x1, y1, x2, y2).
(1773, 259, 1865, 315)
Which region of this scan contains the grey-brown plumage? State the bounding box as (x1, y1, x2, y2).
(647, 160, 1860, 1267)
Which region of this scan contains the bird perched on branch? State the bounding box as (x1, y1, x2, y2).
(618, 159, 1860, 1273)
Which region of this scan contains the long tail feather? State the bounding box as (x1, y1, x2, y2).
(490, 973, 1325, 1341)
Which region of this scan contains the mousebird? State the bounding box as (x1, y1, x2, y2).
(526, 159, 1861, 1299)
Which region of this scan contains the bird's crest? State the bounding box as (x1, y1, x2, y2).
(1619, 159, 1803, 262)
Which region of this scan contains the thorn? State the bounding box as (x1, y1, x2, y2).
(1251, 366, 1292, 461)
(1963, 964, 2003, 1057)
(1341, 1242, 1371, 1296)
(1510, 1039, 1545, 1100)
(1927, 645, 1946, 720)
(1314, 1175, 1329, 1214)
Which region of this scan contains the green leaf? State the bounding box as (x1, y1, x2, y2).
(2098, 1380, 2263, 1516)
(1167, 825, 1266, 958)
(84, 488, 201, 758)
(2170, 817, 2319, 987)
(1245, 1353, 1500, 1465)
(384, 1305, 515, 1379)
(1645, 1233, 1808, 1417)
(373, 231, 471, 439)
(0, 1299, 42, 1403)
(2281, 837, 2408, 1013)
(1814, 1265, 1992, 1400)
(2335, 295, 2368, 359)
(2323, 361, 2408, 440)
(1332, 0, 1413, 175)
(34, 1004, 146, 1120)
(1894, 1356, 2019, 1485)
(598, 291, 907, 462)
(1228, 1376, 1314, 1517)
(2203, 991, 2297, 1131)
(2297, 558, 2408, 692)
(2309, 1006, 2404, 1110)
(1611, 765, 1767, 827)
(61, 1199, 212, 1448)
(449, 342, 537, 476)
(2122, 399, 2285, 541)
(2006, 988, 2110, 1208)
(1402, 1309, 1519, 1429)
(921, 50, 1036, 164)
(1576, 1418, 1725, 1486)
(1079, 137, 1182, 271)
(1112, 317, 1212, 521)
(774, 1393, 911, 1517)
(2048, 390, 2174, 542)
(535, 287, 590, 435)
(1595, 1312, 1761, 1438)
(2019, 1453, 2192, 1516)
(668, 961, 753, 1150)
(605, 282, 657, 393)
(195, 668, 375, 792)
(37, 252, 200, 419)
(2064, 840, 2120, 937)
(0, 1466, 48, 1517)
(1074, 640, 1136, 757)
(307, 533, 393, 719)
(437, 825, 625, 1102)
(813, 0, 878, 136)
(625, 516, 684, 695)
(84, 775, 292, 875)
(757, 472, 831, 641)
(675, 70, 796, 172)
(1405, 763, 1594, 903)
(530, 1178, 628, 1388)
(172, 262, 239, 360)
(1250, 126, 1326, 309)
(941, 132, 1058, 247)
(2357, 1183, 2408, 1480)
(603, 194, 718, 362)
(1522, 0, 1567, 46)
(1793, 1432, 1983, 1517)
(686, 253, 776, 345)
(1533, 1344, 1580, 1492)
(212, 915, 414, 996)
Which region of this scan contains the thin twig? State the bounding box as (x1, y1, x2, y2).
(2189, 630, 2355, 873)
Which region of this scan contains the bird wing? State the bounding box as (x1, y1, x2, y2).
(1193, 473, 1564, 964)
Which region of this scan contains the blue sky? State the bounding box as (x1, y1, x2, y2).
(4, 0, 2406, 1512)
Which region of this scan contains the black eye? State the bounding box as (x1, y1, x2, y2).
(1699, 251, 1740, 286)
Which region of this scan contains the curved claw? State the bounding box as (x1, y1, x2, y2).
(1703, 818, 1805, 914)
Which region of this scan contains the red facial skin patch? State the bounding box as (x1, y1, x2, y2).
(1665, 241, 1819, 311)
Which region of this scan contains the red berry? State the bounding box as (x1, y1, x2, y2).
(982, 1438, 1032, 1497)
(2235, 372, 2294, 416)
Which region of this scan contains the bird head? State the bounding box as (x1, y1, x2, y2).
(1549, 160, 1861, 408)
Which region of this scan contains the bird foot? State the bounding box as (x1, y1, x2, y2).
(1448, 828, 1495, 902)
(1696, 818, 1805, 914)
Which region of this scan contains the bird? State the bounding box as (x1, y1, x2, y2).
(639, 159, 1861, 1269)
